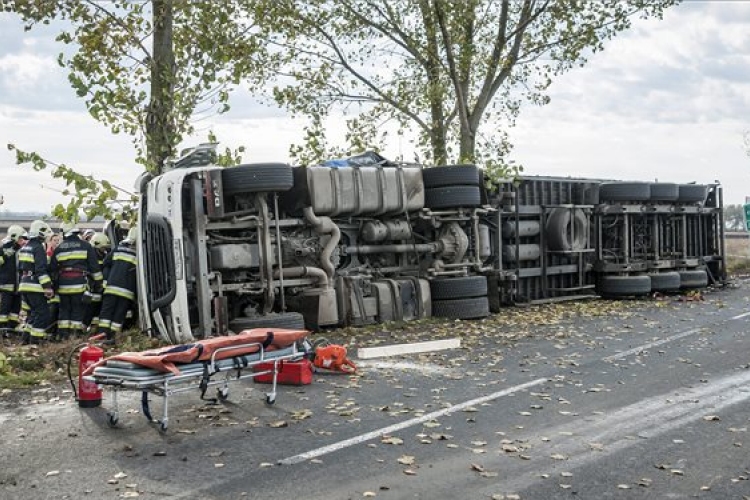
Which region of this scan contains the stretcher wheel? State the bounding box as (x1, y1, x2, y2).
(107, 412, 119, 428)
(217, 387, 229, 401)
(265, 394, 276, 405)
(158, 421, 168, 433)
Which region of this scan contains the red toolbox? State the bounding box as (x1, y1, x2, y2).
(253, 359, 313, 385)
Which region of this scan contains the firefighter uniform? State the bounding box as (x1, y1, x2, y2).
(83, 233, 111, 332)
(0, 225, 26, 332)
(99, 232, 137, 341)
(18, 220, 54, 342)
(50, 224, 103, 339)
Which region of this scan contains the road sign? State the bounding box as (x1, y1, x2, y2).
(744, 204, 750, 231)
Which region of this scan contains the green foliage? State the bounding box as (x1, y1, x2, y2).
(724, 204, 746, 232)
(7, 144, 137, 222)
(250, 0, 679, 179)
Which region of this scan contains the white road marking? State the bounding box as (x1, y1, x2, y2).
(277, 377, 547, 466)
(602, 328, 701, 362)
(356, 359, 455, 375)
(730, 311, 750, 320)
(481, 369, 750, 495)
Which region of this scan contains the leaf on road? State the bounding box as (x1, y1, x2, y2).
(120, 493, 139, 498)
(550, 453, 568, 461)
(638, 478, 653, 487)
(46, 471, 60, 477)
(703, 415, 720, 421)
(559, 484, 572, 489)
(671, 469, 684, 476)
(381, 436, 404, 445)
(480, 471, 499, 478)
(269, 421, 288, 428)
(363, 492, 377, 497)
(560, 472, 573, 477)
(291, 410, 313, 420)
(471, 463, 486, 472)
(403, 469, 417, 476)
(114, 472, 128, 479)
(502, 444, 519, 453)
(617, 484, 630, 489)
(397, 455, 415, 465)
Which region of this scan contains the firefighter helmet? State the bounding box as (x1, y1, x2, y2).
(91, 232, 111, 250)
(6, 225, 26, 243)
(29, 220, 53, 239)
(123, 227, 138, 244)
(60, 221, 80, 236)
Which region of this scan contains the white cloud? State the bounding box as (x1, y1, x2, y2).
(1, 1, 750, 213)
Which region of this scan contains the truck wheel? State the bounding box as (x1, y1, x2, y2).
(229, 312, 305, 332)
(677, 184, 708, 204)
(679, 269, 708, 289)
(599, 182, 651, 202)
(222, 163, 294, 194)
(648, 271, 681, 292)
(425, 186, 481, 209)
(545, 208, 588, 252)
(649, 183, 679, 202)
(430, 276, 487, 300)
(432, 296, 490, 319)
(422, 165, 481, 188)
(597, 275, 651, 297)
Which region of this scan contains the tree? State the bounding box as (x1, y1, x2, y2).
(4, 0, 272, 219)
(724, 204, 746, 232)
(252, 0, 678, 177)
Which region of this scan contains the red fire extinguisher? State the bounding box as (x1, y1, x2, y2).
(67, 334, 105, 408)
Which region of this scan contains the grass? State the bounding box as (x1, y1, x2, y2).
(0, 328, 164, 392)
(725, 237, 750, 275)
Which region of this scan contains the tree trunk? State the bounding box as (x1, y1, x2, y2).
(459, 124, 476, 163)
(146, 0, 175, 174)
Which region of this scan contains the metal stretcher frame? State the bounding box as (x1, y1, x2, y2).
(84, 340, 310, 432)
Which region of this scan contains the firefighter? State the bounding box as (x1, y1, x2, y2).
(0, 225, 27, 333)
(50, 222, 103, 340)
(99, 227, 137, 343)
(83, 232, 111, 332)
(18, 220, 54, 343)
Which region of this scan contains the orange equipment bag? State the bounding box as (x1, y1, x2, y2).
(313, 344, 357, 374)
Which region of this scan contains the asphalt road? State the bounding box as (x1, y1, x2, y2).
(2, 281, 750, 500)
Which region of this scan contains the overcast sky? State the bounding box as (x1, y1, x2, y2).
(1, 1, 749, 214)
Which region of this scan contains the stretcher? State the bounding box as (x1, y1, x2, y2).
(83, 329, 311, 432)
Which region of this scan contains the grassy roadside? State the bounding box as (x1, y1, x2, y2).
(0, 330, 162, 392)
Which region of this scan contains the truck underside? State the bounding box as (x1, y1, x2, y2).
(136, 152, 725, 343)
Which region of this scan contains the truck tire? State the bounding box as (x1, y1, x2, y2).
(422, 165, 481, 188)
(229, 312, 305, 332)
(430, 276, 488, 300)
(648, 271, 681, 292)
(545, 208, 588, 252)
(432, 296, 490, 319)
(677, 184, 708, 204)
(425, 185, 481, 209)
(679, 269, 708, 289)
(599, 182, 651, 202)
(222, 163, 294, 194)
(597, 275, 651, 297)
(649, 183, 679, 202)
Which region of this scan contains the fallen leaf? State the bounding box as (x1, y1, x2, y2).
(471, 463, 485, 472)
(703, 415, 720, 421)
(46, 471, 60, 477)
(214, 463, 225, 468)
(120, 493, 139, 498)
(559, 484, 572, 489)
(397, 455, 415, 465)
(114, 472, 128, 479)
(560, 472, 573, 478)
(671, 469, 684, 476)
(381, 436, 404, 445)
(259, 462, 274, 468)
(480, 471, 499, 478)
(403, 469, 417, 476)
(617, 484, 630, 489)
(550, 453, 568, 461)
(638, 478, 652, 487)
(363, 492, 377, 497)
(269, 421, 288, 428)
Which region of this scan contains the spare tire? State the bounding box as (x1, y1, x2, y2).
(430, 276, 488, 300)
(599, 182, 651, 202)
(425, 185, 481, 209)
(679, 269, 708, 289)
(222, 163, 294, 194)
(422, 165, 481, 188)
(597, 275, 651, 297)
(546, 208, 588, 252)
(649, 183, 679, 202)
(432, 296, 490, 319)
(677, 184, 708, 204)
(648, 271, 681, 292)
(229, 312, 305, 332)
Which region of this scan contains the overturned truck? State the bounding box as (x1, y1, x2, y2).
(135, 147, 725, 343)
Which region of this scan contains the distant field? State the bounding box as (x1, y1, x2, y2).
(725, 237, 750, 275)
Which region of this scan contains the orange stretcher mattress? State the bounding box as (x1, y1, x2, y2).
(84, 329, 309, 376)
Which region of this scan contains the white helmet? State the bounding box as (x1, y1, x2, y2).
(29, 220, 53, 239)
(91, 232, 111, 250)
(60, 221, 80, 236)
(122, 227, 138, 244)
(6, 225, 26, 243)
